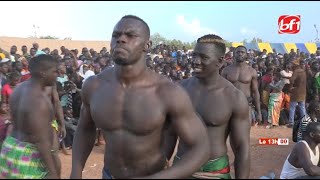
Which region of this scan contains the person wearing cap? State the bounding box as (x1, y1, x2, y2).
(287, 60, 307, 128)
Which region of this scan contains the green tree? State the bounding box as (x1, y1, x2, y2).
(150, 33, 167, 48)
(225, 41, 232, 48)
(150, 33, 197, 50)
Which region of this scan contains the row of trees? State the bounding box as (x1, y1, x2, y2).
(150, 33, 264, 49)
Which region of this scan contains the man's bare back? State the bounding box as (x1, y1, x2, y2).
(10, 81, 54, 145)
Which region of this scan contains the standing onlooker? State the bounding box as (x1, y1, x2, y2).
(267, 72, 286, 128)
(288, 60, 307, 127)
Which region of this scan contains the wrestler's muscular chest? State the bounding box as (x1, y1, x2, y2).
(184, 83, 232, 127)
(90, 83, 166, 135)
(225, 66, 252, 85)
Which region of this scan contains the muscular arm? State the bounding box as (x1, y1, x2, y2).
(52, 85, 65, 136)
(143, 84, 210, 179)
(230, 90, 250, 179)
(251, 69, 262, 121)
(70, 77, 97, 179)
(294, 143, 320, 176)
(27, 99, 59, 178)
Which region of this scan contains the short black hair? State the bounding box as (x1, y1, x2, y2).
(235, 45, 247, 52)
(8, 71, 21, 81)
(121, 15, 150, 39)
(29, 54, 58, 76)
(197, 34, 226, 56)
(306, 122, 320, 134)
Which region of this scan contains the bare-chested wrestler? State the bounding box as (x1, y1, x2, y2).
(0, 54, 60, 179)
(175, 35, 250, 179)
(70, 15, 210, 179)
(222, 45, 262, 125)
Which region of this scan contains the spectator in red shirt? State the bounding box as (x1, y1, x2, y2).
(1, 72, 21, 106)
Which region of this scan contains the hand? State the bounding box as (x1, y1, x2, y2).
(59, 125, 67, 139)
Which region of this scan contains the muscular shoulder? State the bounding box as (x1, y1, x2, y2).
(156, 77, 191, 107)
(82, 67, 114, 101)
(223, 80, 249, 113)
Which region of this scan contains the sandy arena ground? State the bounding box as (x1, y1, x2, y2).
(59, 126, 294, 179)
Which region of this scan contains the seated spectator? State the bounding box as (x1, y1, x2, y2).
(63, 107, 78, 149)
(293, 101, 320, 143)
(280, 122, 320, 179)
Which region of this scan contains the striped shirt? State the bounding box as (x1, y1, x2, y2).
(297, 115, 317, 142)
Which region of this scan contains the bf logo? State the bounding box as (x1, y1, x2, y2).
(278, 15, 301, 34)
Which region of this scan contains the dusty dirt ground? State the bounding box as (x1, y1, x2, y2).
(60, 126, 294, 179)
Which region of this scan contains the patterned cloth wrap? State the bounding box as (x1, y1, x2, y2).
(175, 154, 232, 179)
(0, 136, 48, 179)
(52, 120, 59, 132)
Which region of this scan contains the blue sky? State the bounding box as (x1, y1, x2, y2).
(1, 1, 319, 43)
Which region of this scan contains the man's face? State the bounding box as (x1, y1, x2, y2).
(186, 63, 192, 70)
(192, 43, 223, 78)
(0, 64, 9, 74)
(61, 46, 66, 53)
(111, 18, 148, 66)
(252, 64, 259, 72)
(22, 46, 28, 53)
(15, 62, 23, 72)
(58, 64, 66, 74)
(30, 49, 36, 56)
(234, 47, 247, 63)
(94, 64, 101, 74)
(99, 57, 107, 67)
(53, 49, 59, 55)
(82, 48, 89, 55)
(33, 43, 39, 50)
(155, 66, 161, 73)
(45, 64, 59, 86)
(146, 59, 153, 68)
(10, 77, 20, 86)
(10, 46, 17, 54)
